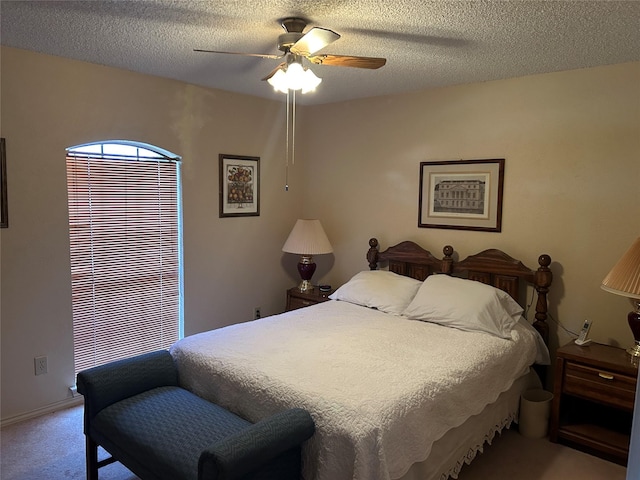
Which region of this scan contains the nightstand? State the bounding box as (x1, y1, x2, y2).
(550, 342, 638, 465)
(286, 287, 333, 312)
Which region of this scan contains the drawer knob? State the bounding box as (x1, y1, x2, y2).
(598, 372, 614, 380)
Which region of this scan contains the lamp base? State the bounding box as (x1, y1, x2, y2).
(298, 279, 314, 293)
(627, 300, 640, 358)
(627, 341, 640, 357)
(297, 255, 316, 293)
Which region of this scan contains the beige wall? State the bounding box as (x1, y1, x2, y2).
(301, 62, 640, 358)
(1, 45, 638, 421)
(0, 47, 306, 421)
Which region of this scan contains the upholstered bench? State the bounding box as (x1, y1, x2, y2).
(77, 350, 315, 480)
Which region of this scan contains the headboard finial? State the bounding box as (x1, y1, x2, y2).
(538, 254, 551, 268)
(442, 245, 454, 274)
(367, 238, 380, 270)
(533, 254, 553, 345)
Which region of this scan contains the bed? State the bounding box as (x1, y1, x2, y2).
(170, 237, 553, 480)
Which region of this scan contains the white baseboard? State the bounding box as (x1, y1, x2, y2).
(1, 396, 84, 428)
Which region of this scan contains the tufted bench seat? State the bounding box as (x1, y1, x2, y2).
(77, 350, 315, 480)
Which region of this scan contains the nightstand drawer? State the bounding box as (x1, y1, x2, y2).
(288, 297, 318, 311)
(564, 363, 636, 411)
(286, 287, 334, 312)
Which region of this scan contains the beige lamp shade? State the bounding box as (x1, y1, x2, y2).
(282, 219, 333, 255)
(601, 237, 640, 299)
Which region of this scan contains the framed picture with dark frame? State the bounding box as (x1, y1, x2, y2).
(219, 154, 260, 218)
(419, 158, 504, 232)
(1, 138, 7, 228)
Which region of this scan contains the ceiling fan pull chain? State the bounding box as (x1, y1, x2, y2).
(285, 89, 290, 191)
(292, 89, 296, 166)
(284, 88, 298, 190)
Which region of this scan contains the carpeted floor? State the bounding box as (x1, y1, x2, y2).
(0, 404, 627, 479)
(1, 406, 135, 480)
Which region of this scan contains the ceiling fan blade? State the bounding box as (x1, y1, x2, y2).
(194, 49, 283, 60)
(307, 54, 386, 69)
(289, 27, 340, 56)
(261, 63, 286, 81)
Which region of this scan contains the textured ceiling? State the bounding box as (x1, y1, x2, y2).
(2, 1, 639, 105)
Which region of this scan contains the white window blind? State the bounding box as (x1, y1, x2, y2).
(66, 142, 182, 374)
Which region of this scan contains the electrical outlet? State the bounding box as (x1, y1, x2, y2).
(254, 307, 261, 319)
(35, 356, 48, 376)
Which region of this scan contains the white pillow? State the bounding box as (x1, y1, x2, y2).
(402, 274, 524, 338)
(329, 270, 422, 315)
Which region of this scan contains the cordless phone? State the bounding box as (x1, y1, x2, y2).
(574, 319, 593, 346)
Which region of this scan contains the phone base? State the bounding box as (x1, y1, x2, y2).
(575, 338, 592, 346)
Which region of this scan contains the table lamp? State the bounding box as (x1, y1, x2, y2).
(601, 237, 640, 357)
(282, 219, 333, 292)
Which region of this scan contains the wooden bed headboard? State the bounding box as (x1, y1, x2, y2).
(366, 238, 553, 345)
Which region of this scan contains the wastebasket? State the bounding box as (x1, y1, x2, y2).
(519, 388, 554, 438)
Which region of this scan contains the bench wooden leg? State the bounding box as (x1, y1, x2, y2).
(85, 436, 99, 480)
(86, 435, 118, 479)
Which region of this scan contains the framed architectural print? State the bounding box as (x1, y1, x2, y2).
(219, 154, 260, 217)
(419, 159, 504, 232)
(1, 138, 7, 228)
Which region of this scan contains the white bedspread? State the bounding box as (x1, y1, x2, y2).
(170, 300, 545, 480)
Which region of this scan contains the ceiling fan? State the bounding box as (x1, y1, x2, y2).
(195, 18, 386, 188)
(194, 17, 386, 88)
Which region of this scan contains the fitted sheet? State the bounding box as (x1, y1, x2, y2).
(171, 300, 547, 480)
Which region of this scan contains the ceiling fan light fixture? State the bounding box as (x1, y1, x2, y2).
(268, 68, 289, 93)
(301, 68, 322, 93)
(283, 61, 306, 90)
(267, 60, 322, 94)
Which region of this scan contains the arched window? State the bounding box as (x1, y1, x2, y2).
(66, 141, 182, 374)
